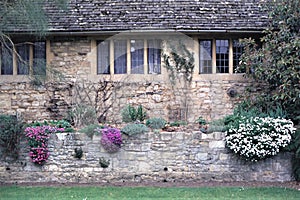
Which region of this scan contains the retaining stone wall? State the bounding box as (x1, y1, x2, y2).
(0, 131, 293, 184)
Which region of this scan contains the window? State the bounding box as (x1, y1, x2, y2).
(199, 39, 245, 74)
(0, 43, 13, 75)
(199, 40, 212, 74)
(0, 41, 46, 75)
(216, 40, 229, 73)
(233, 39, 244, 73)
(114, 40, 127, 74)
(97, 40, 110, 74)
(131, 39, 144, 74)
(16, 43, 30, 75)
(97, 39, 162, 75)
(33, 41, 46, 75)
(148, 39, 161, 74)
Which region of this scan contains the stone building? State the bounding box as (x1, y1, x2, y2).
(0, 0, 269, 123)
(1, 0, 294, 185)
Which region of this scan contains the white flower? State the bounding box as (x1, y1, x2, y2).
(225, 116, 295, 162)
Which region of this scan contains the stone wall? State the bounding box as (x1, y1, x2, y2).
(0, 131, 293, 184)
(0, 78, 253, 123)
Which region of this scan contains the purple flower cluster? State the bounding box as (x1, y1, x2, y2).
(100, 128, 122, 153)
(25, 126, 64, 165)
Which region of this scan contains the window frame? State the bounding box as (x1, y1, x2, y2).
(198, 38, 244, 74)
(96, 38, 162, 75)
(0, 41, 46, 76)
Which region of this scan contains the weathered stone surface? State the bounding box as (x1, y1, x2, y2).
(0, 132, 293, 184)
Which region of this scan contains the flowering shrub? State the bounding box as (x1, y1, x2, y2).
(225, 117, 296, 162)
(100, 127, 122, 153)
(25, 126, 64, 165)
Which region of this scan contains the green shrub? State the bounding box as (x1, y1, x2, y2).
(121, 123, 149, 136)
(146, 117, 167, 129)
(121, 105, 147, 123)
(136, 105, 147, 122)
(28, 120, 74, 132)
(207, 119, 227, 133)
(99, 157, 110, 168)
(74, 147, 83, 159)
(224, 105, 287, 132)
(285, 129, 300, 181)
(195, 116, 207, 125)
(79, 124, 103, 138)
(169, 121, 187, 127)
(0, 115, 23, 159)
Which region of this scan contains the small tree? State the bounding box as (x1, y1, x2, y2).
(238, 0, 300, 124)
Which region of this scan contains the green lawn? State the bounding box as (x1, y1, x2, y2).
(0, 186, 299, 200)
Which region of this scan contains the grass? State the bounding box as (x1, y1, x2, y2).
(0, 186, 299, 200)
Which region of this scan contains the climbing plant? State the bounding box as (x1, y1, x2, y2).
(162, 39, 195, 85)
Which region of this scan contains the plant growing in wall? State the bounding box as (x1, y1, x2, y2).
(146, 117, 167, 130)
(79, 124, 103, 139)
(25, 125, 64, 165)
(99, 157, 110, 168)
(0, 115, 24, 160)
(195, 116, 208, 133)
(162, 39, 195, 85)
(100, 127, 122, 153)
(74, 147, 83, 159)
(29, 120, 74, 132)
(121, 104, 147, 123)
(162, 38, 195, 122)
(121, 123, 149, 136)
(70, 77, 121, 127)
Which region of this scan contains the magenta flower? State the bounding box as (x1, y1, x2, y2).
(100, 128, 122, 153)
(25, 125, 64, 165)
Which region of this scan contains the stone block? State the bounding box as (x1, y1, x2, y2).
(214, 132, 225, 140)
(195, 153, 208, 161)
(138, 161, 152, 172)
(0, 94, 11, 108)
(209, 141, 225, 148)
(199, 88, 210, 93)
(201, 133, 214, 140)
(160, 133, 172, 141)
(219, 153, 229, 161)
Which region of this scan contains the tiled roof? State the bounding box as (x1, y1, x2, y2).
(20, 0, 272, 33)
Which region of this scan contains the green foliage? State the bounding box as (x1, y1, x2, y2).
(163, 40, 195, 85)
(0, 115, 23, 159)
(207, 119, 227, 133)
(136, 105, 147, 122)
(195, 116, 207, 125)
(79, 124, 103, 138)
(121, 105, 147, 123)
(74, 147, 83, 159)
(1, 0, 68, 36)
(146, 117, 167, 129)
(285, 129, 300, 181)
(169, 121, 187, 127)
(99, 157, 110, 168)
(28, 120, 74, 132)
(121, 123, 149, 136)
(238, 0, 300, 124)
(224, 102, 287, 131)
